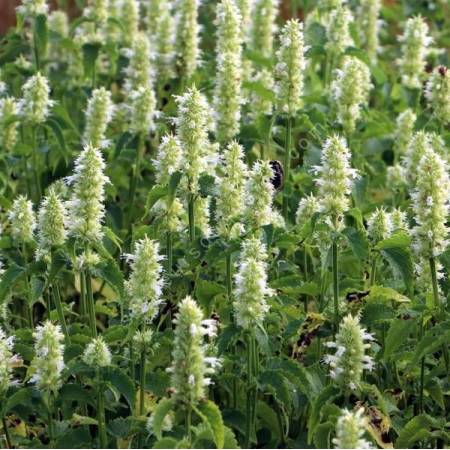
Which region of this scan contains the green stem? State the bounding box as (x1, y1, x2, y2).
(47, 393, 54, 443)
(419, 316, 425, 414)
(52, 283, 70, 344)
(166, 231, 173, 276)
(1, 417, 11, 449)
(429, 257, 440, 311)
(139, 341, 146, 416)
(85, 269, 97, 337)
(282, 116, 292, 221)
(32, 126, 42, 202)
(80, 271, 87, 320)
(245, 333, 253, 448)
(186, 404, 192, 442)
(97, 372, 107, 449)
(332, 238, 339, 332)
(188, 194, 195, 243)
(226, 253, 232, 301)
(369, 255, 378, 287)
(128, 133, 145, 232)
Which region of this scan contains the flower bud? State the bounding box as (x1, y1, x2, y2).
(333, 408, 372, 449)
(425, 66, 450, 125)
(0, 97, 19, 152)
(20, 73, 54, 125)
(83, 336, 111, 367)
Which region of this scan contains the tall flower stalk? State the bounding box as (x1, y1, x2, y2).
(36, 189, 69, 341)
(174, 87, 213, 241)
(30, 321, 65, 443)
(213, 0, 244, 143)
(233, 237, 272, 448)
(313, 135, 358, 329)
(168, 296, 219, 442)
(67, 144, 109, 336)
(275, 19, 306, 219)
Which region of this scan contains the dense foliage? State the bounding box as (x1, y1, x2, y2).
(0, 0, 449, 448)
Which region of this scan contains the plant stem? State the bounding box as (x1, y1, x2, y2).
(186, 404, 192, 442)
(85, 269, 97, 337)
(245, 332, 257, 449)
(32, 126, 42, 202)
(429, 257, 440, 311)
(166, 231, 173, 276)
(226, 253, 232, 301)
(47, 393, 54, 444)
(139, 341, 146, 416)
(128, 133, 145, 232)
(97, 371, 107, 449)
(188, 193, 195, 242)
(80, 271, 87, 320)
(52, 283, 70, 344)
(282, 116, 292, 221)
(369, 255, 378, 286)
(1, 418, 11, 449)
(332, 238, 339, 332)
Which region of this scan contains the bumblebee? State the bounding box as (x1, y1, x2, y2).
(269, 160, 284, 190)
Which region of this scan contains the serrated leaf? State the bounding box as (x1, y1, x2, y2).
(380, 246, 413, 293)
(396, 414, 439, 449)
(384, 319, 412, 360)
(103, 325, 128, 343)
(368, 286, 411, 304)
(105, 367, 136, 410)
(1, 388, 33, 416)
(375, 232, 411, 250)
(259, 369, 292, 409)
(412, 321, 450, 365)
(152, 437, 178, 449)
(194, 400, 225, 449)
(0, 264, 26, 303)
(307, 385, 340, 444)
(151, 398, 175, 440)
(342, 227, 369, 260)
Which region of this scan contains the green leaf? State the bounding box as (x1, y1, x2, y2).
(152, 398, 175, 440)
(196, 280, 226, 305)
(34, 14, 48, 58)
(195, 400, 225, 449)
(70, 414, 98, 426)
(242, 80, 275, 102)
(396, 414, 439, 449)
(375, 232, 411, 250)
(412, 321, 450, 365)
(104, 367, 136, 410)
(0, 264, 26, 304)
(45, 118, 67, 157)
(152, 438, 178, 449)
(143, 185, 168, 218)
(1, 388, 33, 416)
(54, 426, 92, 448)
(307, 385, 340, 444)
(167, 171, 182, 205)
(82, 42, 101, 76)
(256, 401, 282, 444)
(342, 227, 369, 260)
(102, 325, 128, 343)
(367, 286, 411, 304)
(95, 259, 124, 296)
(380, 246, 413, 293)
(313, 422, 334, 449)
(59, 384, 92, 405)
(259, 369, 292, 409)
(384, 319, 412, 360)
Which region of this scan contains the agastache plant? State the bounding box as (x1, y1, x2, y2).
(324, 314, 374, 391)
(251, 0, 279, 58)
(213, 0, 244, 143)
(358, 0, 381, 63)
(233, 236, 272, 447)
(333, 408, 373, 449)
(331, 56, 372, 135)
(411, 148, 450, 311)
(425, 66, 450, 126)
(174, 87, 214, 241)
(397, 16, 432, 90)
(275, 19, 306, 219)
(314, 135, 357, 328)
(0, 97, 19, 152)
(83, 87, 114, 149)
(168, 296, 219, 441)
(176, 0, 201, 81)
(394, 108, 416, 157)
